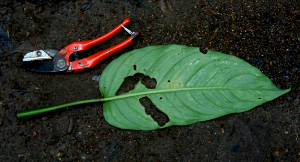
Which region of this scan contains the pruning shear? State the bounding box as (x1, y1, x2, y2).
(23, 18, 139, 72)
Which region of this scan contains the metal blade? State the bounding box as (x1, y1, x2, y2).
(43, 49, 59, 57)
(23, 60, 62, 72)
(23, 49, 59, 61)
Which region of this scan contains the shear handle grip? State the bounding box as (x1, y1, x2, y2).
(67, 18, 131, 51)
(71, 33, 139, 72)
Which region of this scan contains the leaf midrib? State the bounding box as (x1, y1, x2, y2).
(100, 87, 287, 102)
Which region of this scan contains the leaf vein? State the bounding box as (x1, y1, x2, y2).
(175, 92, 207, 115)
(114, 101, 150, 129)
(154, 47, 192, 84)
(201, 90, 235, 111)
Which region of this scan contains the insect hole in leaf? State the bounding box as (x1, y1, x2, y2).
(116, 73, 157, 95)
(139, 97, 170, 126)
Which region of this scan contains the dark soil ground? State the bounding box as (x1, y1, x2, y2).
(0, 0, 299, 161)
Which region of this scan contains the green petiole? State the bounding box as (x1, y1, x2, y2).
(17, 87, 288, 118)
(17, 99, 103, 118)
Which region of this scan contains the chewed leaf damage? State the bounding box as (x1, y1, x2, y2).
(115, 73, 168, 126)
(100, 44, 290, 130)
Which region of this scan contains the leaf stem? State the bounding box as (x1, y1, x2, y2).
(17, 99, 103, 118)
(17, 87, 290, 118)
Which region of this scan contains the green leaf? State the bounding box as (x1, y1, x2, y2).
(99, 44, 290, 130)
(17, 44, 290, 130)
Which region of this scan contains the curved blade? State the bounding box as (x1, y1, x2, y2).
(23, 60, 61, 72)
(23, 50, 58, 61)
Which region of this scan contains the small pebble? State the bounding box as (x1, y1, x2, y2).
(67, 116, 74, 134)
(92, 75, 101, 81)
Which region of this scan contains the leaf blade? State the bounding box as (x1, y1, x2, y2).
(99, 44, 290, 130)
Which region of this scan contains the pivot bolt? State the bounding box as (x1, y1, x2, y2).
(56, 59, 66, 68)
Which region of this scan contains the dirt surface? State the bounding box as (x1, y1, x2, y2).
(0, 0, 299, 161)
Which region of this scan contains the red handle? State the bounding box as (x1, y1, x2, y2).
(70, 33, 139, 72)
(68, 18, 131, 51)
(56, 18, 132, 70)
